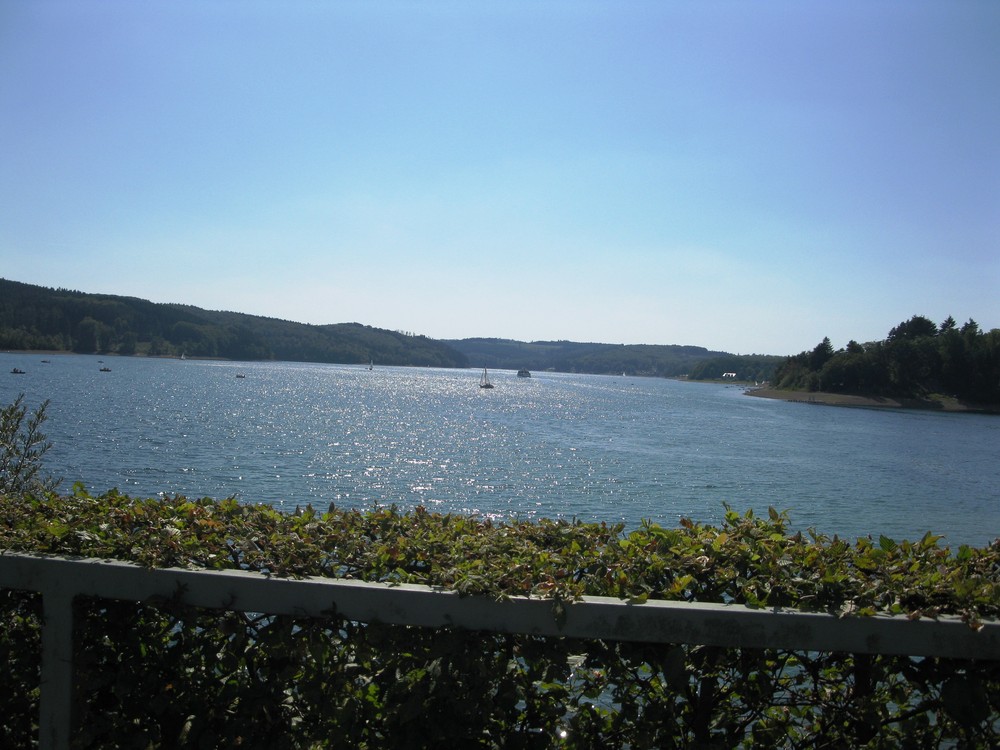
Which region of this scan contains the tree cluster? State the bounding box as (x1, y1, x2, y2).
(773, 315, 1000, 404)
(687, 354, 784, 383)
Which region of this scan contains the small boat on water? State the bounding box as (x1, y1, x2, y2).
(517, 369, 531, 378)
(99, 367, 111, 372)
(10, 368, 26, 375)
(479, 367, 494, 389)
(236, 373, 246, 379)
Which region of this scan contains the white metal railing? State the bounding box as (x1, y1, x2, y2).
(2, 552, 998, 750)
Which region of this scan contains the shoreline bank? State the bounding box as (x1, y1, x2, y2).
(746, 387, 999, 414)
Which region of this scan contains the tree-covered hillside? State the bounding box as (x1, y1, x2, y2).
(445, 338, 728, 377)
(0, 279, 467, 367)
(773, 315, 1000, 405)
(2, 278, 780, 376)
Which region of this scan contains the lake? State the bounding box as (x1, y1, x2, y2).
(3, 352, 998, 547)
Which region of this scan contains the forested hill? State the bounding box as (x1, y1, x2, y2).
(1, 278, 775, 376)
(773, 315, 1000, 405)
(444, 338, 757, 378)
(0, 279, 467, 367)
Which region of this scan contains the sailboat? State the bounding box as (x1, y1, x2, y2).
(479, 367, 494, 389)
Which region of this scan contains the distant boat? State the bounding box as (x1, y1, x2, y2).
(236, 373, 246, 379)
(517, 369, 531, 378)
(99, 367, 111, 372)
(479, 367, 494, 389)
(10, 368, 26, 375)
(368, 360, 374, 371)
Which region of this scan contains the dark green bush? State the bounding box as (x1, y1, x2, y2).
(0, 395, 59, 497)
(1, 490, 998, 748)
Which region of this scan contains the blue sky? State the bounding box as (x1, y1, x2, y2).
(2, 1, 997, 355)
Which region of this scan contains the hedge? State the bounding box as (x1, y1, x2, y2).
(2, 488, 999, 748)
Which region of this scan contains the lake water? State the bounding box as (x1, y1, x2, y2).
(3, 353, 998, 548)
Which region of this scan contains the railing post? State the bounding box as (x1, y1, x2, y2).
(40, 589, 74, 750)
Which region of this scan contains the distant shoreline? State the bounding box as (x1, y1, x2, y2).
(746, 387, 1000, 414)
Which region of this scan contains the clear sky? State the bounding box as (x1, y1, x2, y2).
(2, 1, 997, 355)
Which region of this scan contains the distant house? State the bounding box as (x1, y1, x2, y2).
(722, 372, 737, 378)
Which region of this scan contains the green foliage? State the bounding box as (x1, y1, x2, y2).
(0, 590, 40, 748)
(888, 315, 938, 342)
(774, 315, 1000, 404)
(1, 492, 998, 747)
(687, 354, 784, 383)
(0, 395, 59, 497)
(2, 277, 776, 375)
(0, 278, 467, 367)
(446, 338, 731, 377)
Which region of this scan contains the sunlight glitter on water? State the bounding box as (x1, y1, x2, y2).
(2, 354, 999, 546)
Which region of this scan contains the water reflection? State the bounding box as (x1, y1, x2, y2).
(1, 353, 997, 546)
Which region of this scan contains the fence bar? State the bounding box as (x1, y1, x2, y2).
(3, 552, 997, 660)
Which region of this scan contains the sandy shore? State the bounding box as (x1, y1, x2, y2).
(746, 388, 998, 414)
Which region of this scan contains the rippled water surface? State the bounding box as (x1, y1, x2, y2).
(3, 353, 998, 546)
